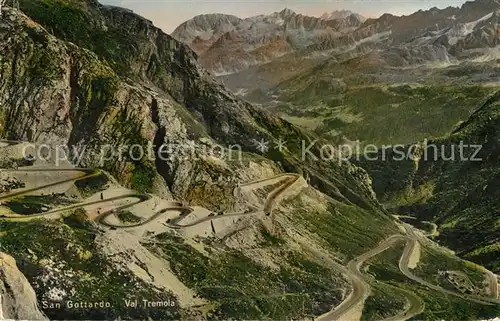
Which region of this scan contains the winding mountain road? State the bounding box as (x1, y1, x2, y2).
(318, 235, 423, 321)
(320, 224, 500, 321)
(0, 168, 99, 201)
(0, 140, 301, 230)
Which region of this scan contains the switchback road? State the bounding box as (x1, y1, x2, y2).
(0, 140, 301, 231)
(321, 225, 499, 321)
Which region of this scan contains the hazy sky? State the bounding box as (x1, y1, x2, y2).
(101, 0, 468, 33)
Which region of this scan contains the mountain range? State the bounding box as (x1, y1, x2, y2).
(172, 8, 366, 74)
(173, 0, 500, 82)
(174, 0, 500, 149)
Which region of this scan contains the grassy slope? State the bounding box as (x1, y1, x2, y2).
(361, 283, 407, 321)
(144, 232, 346, 320)
(4, 194, 76, 215)
(283, 187, 398, 261)
(361, 242, 408, 321)
(413, 246, 488, 295)
(274, 84, 497, 146)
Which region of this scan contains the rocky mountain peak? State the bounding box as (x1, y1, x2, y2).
(346, 13, 365, 25)
(279, 8, 296, 18)
(459, 0, 500, 20)
(171, 13, 242, 46)
(320, 9, 365, 22)
(466, 0, 500, 6)
(174, 7, 366, 74)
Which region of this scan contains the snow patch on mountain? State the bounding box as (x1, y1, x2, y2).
(447, 12, 494, 44)
(358, 30, 393, 44)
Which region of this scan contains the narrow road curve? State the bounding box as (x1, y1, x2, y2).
(1, 172, 298, 229)
(402, 222, 499, 300)
(263, 174, 300, 215)
(317, 234, 423, 321)
(0, 140, 301, 231)
(316, 256, 368, 321)
(380, 284, 424, 321)
(486, 270, 499, 300)
(398, 225, 500, 306)
(2, 193, 150, 222)
(98, 173, 299, 229)
(324, 226, 500, 321)
(0, 168, 100, 201)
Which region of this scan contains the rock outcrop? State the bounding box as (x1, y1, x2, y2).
(0, 252, 47, 320)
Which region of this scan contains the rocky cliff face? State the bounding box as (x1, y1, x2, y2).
(0, 3, 275, 206)
(0, 252, 48, 320)
(452, 10, 500, 53)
